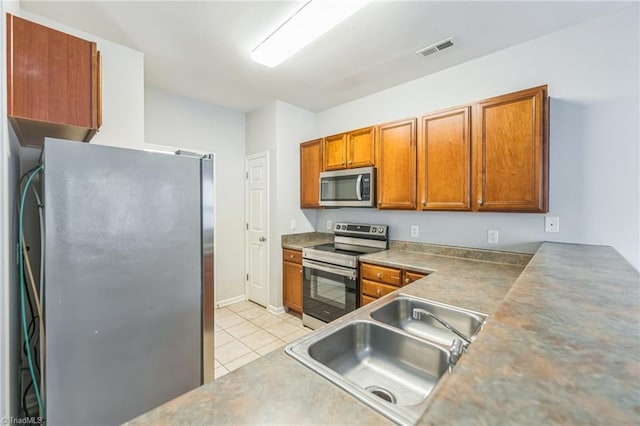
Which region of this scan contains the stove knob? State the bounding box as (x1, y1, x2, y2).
(335, 224, 340, 230)
(379, 228, 384, 233)
(371, 227, 377, 233)
(341, 225, 347, 230)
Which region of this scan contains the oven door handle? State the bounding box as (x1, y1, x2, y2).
(303, 259, 357, 280)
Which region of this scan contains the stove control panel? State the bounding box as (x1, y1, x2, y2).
(334, 222, 388, 239)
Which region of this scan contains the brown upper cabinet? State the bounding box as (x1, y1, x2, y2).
(472, 85, 549, 212)
(300, 139, 323, 208)
(376, 118, 417, 210)
(6, 14, 102, 148)
(323, 126, 375, 171)
(418, 106, 472, 210)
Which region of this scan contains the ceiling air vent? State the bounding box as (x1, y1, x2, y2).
(416, 37, 454, 57)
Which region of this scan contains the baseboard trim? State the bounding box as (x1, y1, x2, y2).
(216, 295, 246, 308)
(267, 305, 285, 315)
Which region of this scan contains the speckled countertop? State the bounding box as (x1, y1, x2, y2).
(124, 242, 640, 425)
(281, 232, 333, 250)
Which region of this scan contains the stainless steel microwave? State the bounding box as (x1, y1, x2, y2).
(319, 166, 376, 207)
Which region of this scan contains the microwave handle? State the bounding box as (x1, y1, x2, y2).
(356, 175, 363, 201)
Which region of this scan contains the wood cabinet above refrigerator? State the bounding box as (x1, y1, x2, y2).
(6, 14, 102, 147)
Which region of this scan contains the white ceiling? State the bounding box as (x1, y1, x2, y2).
(21, 1, 630, 113)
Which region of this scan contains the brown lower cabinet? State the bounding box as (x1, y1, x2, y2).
(283, 249, 303, 313)
(360, 263, 428, 306)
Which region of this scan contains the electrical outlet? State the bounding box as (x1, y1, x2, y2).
(545, 216, 560, 233)
(326, 220, 332, 230)
(290, 219, 296, 230)
(488, 230, 499, 244)
(410, 225, 419, 238)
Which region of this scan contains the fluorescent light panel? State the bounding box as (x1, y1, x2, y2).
(251, 0, 370, 68)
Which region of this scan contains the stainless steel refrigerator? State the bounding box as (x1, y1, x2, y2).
(42, 138, 214, 425)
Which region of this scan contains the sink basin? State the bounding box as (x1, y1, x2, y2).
(287, 320, 449, 425)
(370, 296, 488, 346)
(309, 321, 449, 406)
(286, 294, 486, 425)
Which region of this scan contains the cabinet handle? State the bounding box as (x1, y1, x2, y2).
(422, 200, 426, 206)
(477, 199, 483, 205)
(342, 162, 345, 165)
(376, 272, 382, 278)
(376, 289, 382, 296)
(405, 278, 410, 284)
(349, 160, 353, 164)
(289, 254, 294, 258)
(299, 269, 302, 273)
(378, 201, 382, 205)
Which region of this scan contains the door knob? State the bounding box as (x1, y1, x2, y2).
(259, 236, 266, 242)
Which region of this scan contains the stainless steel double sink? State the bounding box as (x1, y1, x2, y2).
(285, 294, 488, 425)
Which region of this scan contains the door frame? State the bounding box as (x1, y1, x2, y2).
(244, 151, 270, 306)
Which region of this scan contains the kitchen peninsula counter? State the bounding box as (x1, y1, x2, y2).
(124, 242, 639, 425)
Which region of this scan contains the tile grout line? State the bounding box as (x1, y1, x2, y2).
(214, 302, 309, 376)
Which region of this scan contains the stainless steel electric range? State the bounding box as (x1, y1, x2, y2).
(301, 222, 389, 329)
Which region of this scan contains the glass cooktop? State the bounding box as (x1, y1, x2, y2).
(307, 243, 383, 256)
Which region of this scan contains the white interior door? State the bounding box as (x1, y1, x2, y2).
(245, 153, 269, 307)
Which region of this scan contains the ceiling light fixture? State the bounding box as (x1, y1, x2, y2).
(251, 0, 370, 68)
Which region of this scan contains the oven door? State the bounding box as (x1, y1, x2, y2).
(302, 259, 358, 327)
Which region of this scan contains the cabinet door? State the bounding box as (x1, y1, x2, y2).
(376, 119, 417, 209)
(323, 134, 347, 170)
(361, 279, 398, 299)
(473, 86, 548, 212)
(361, 294, 377, 306)
(300, 139, 323, 208)
(419, 107, 471, 210)
(361, 263, 402, 286)
(347, 127, 375, 168)
(403, 270, 427, 286)
(283, 260, 303, 313)
(7, 14, 100, 147)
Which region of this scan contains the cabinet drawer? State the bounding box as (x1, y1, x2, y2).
(283, 249, 302, 264)
(361, 294, 377, 306)
(361, 279, 398, 299)
(403, 270, 428, 286)
(361, 263, 402, 286)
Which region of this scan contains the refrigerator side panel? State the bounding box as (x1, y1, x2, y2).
(201, 157, 214, 383)
(44, 139, 202, 425)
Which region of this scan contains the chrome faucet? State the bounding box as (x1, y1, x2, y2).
(449, 338, 464, 367)
(412, 308, 472, 345)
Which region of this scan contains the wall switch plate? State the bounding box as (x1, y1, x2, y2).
(545, 216, 560, 233)
(410, 225, 419, 238)
(326, 220, 332, 230)
(488, 229, 499, 244)
(290, 220, 296, 230)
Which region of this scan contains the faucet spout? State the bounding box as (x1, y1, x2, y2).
(412, 308, 472, 345)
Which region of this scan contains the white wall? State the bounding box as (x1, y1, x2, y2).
(246, 101, 318, 310)
(315, 5, 640, 270)
(145, 87, 246, 304)
(272, 101, 317, 308)
(246, 102, 278, 309)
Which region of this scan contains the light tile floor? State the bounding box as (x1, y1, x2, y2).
(214, 301, 311, 379)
